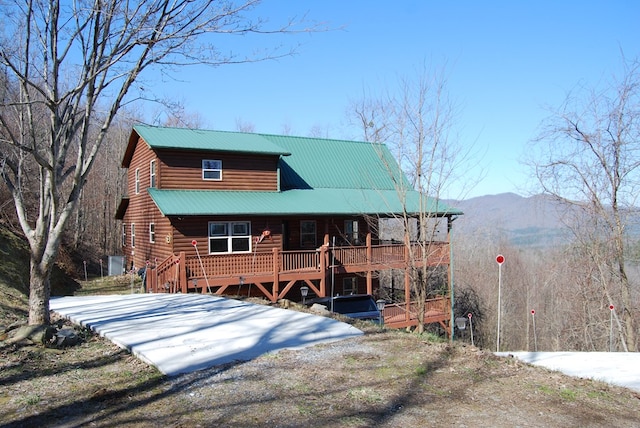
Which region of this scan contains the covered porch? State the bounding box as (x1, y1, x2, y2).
(145, 239, 451, 331)
(147, 241, 449, 298)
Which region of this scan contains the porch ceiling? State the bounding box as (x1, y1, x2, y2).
(147, 188, 462, 217)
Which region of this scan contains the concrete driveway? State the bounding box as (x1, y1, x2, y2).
(50, 294, 362, 376)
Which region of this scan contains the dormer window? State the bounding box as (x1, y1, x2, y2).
(202, 159, 222, 180)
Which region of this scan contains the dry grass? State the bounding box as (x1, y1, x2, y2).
(2, 276, 640, 427)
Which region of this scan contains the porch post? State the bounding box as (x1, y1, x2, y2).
(149, 265, 157, 293)
(366, 232, 373, 295)
(319, 245, 327, 297)
(179, 251, 187, 293)
(272, 248, 280, 302)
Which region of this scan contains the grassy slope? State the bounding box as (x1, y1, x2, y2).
(2, 224, 640, 426)
(0, 223, 80, 325)
(0, 225, 30, 325)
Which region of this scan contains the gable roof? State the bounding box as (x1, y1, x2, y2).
(270, 135, 410, 191)
(122, 125, 291, 167)
(123, 125, 462, 217)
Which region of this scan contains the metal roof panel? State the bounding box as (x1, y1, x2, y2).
(133, 125, 291, 156)
(147, 188, 462, 217)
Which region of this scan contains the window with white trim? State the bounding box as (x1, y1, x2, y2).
(135, 168, 140, 194)
(131, 223, 136, 248)
(149, 160, 156, 188)
(300, 220, 316, 248)
(343, 277, 357, 295)
(208, 221, 251, 253)
(122, 223, 126, 247)
(149, 223, 155, 243)
(202, 159, 222, 180)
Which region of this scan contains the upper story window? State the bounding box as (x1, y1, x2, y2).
(208, 221, 251, 253)
(149, 160, 157, 188)
(149, 223, 155, 243)
(134, 168, 140, 194)
(300, 220, 316, 248)
(202, 159, 222, 180)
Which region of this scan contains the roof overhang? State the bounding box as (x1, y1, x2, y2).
(147, 188, 463, 217)
(115, 197, 130, 220)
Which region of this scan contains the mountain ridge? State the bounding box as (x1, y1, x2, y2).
(444, 192, 572, 247)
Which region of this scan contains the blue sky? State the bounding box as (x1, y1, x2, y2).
(147, 1, 639, 199)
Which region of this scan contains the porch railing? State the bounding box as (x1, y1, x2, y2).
(148, 241, 449, 295)
(280, 250, 322, 272)
(383, 296, 451, 327)
(331, 242, 449, 267)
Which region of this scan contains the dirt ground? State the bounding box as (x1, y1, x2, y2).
(2, 313, 640, 428)
(2, 277, 640, 427)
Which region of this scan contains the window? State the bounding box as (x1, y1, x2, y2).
(122, 224, 126, 247)
(300, 220, 316, 248)
(202, 159, 222, 180)
(149, 160, 156, 188)
(344, 220, 360, 245)
(134, 168, 140, 194)
(343, 277, 357, 295)
(208, 221, 251, 253)
(149, 223, 155, 243)
(131, 223, 136, 248)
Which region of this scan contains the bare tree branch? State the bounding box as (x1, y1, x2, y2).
(0, 0, 321, 325)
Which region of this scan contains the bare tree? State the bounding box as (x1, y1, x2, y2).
(0, 0, 317, 325)
(351, 64, 476, 334)
(235, 118, 256, 133)
(73, 115, 135, 255)
(157, 101, 206, 129)
(527, 58, 640, 351)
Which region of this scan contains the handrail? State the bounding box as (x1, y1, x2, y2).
(149, 241, 449, 294)
(182, 249, 323, 280)
(383, 296, 451, 326)
(153, 254, 180, 293)
(280, 249, 322, 272)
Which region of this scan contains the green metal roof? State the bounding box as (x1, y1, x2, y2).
(133, 125, 291, 156)
(268, 135, 410, 191)
(148, 188, 462, 217)
(131, 125, 409, 191)
(127, 125, 462, 218)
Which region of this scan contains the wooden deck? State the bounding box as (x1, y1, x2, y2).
(147, 242, 449, 296)
(145, 241, 451, 331)
(382, 297, 451, 333)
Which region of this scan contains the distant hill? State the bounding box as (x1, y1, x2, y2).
(445, 193, 574, 248)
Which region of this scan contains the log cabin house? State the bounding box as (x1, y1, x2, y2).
(116, 125, 462, 332)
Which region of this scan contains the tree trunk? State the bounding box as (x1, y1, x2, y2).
(28, 260, 51, 325)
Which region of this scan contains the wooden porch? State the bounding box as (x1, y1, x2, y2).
(382, 297, 451, 332)
(145, 241, 451, 330)
(147, 242, 449, 297)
